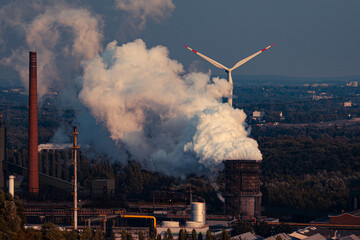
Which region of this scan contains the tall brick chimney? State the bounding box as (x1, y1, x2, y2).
(28, 51, 39, 194)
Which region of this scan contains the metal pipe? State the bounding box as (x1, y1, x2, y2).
(120, 215, 157, 229)
(72, 126, 79, 230)
(28, 51, 39, 194)
(9, 175, 15, 197)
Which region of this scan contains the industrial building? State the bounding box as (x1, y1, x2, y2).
(92, 179, 115, 199)
(224, 159, 262, 218)
(252, 111, 265, 122)
(156, 202, 208, 238)
(0, 51, 262, 236)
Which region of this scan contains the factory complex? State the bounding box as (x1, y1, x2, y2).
(1, 52, 360, 239)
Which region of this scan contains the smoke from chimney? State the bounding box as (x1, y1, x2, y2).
(0, 3, 262, 178)
(79, 40, 262, 177)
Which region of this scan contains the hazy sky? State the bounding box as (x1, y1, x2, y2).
(1, 0, 360, 84)
(144, 0, 360, 78)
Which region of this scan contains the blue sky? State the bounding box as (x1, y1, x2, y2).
(144, 0, 360, 78)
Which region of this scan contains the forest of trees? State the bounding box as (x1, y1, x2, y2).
(253, 124, 360, 212)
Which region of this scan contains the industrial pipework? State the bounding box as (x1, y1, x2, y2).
(9, 175, 15, 197)
(72, 126, 80, 230)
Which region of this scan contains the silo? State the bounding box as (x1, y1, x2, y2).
(224, 160, 262, 218)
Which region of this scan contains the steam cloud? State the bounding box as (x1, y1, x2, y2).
(1, 3, 103, 98)
(115, 0, 175, 29)
(79, 39, 262, 176)
(0, 1, 262, 177)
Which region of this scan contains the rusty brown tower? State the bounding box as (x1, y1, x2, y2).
(224, 160, 262, 218)
(28, 51, 39, 194)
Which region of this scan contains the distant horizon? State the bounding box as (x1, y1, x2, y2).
(1, 73, 360, 88)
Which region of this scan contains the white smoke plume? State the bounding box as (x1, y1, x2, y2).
(184, 106, 262, 167)
(1, 2, 103, 99)
(79, 39, 262, 176)
(114, 0, 175, 29)
(0, 1, 262, 177)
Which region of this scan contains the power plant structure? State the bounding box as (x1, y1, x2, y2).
(156, 202, 208, 238)
(28, 51, 39, 194)
(0, 51, 266, 235)
(224, 159, 262, 218)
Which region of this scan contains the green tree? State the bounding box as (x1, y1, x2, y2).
(121, 229, 127, 240)
(165, 228, 173, 240)
(150, 227, 157, 240)
(198, 232, 203, 240)
(192, 229, 197, 240)
(127, 232, 133, 240)
(138, 231, 145, 240)
(233, 220, 253, 235)
(81, 227, 95, 240)
(63, 230, 78, 240)
(179, 229, 187, 240)
(94, 230, 106, 240)
(255, 221, 271, 237)
(123, 161, 144, 196)
(41, 222, 65, 240)
(205, 230, 214, 240)
(21, 228, 42, 240)
(220, 229, 230, 240)
(0, 191, 24, 239)
(274, 223, 292, 234)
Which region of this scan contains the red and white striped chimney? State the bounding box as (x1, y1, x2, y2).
(28, 51, 39, 194)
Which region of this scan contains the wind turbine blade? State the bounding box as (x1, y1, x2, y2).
(184, 45, 229, 71)
(230, 44, 274, 71)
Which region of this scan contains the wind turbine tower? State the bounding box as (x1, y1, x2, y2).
(184, 44, 274, 106)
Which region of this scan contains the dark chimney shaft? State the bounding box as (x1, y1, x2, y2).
(28, 51, 39, 194)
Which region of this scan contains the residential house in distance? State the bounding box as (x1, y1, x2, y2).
(346, 81, 358, 87)
(344, 101, 352, 108)
(252, 111, 265, 122)
(289, 226, 334, 240)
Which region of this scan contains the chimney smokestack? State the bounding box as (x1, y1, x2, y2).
(28, 51, 39, 194)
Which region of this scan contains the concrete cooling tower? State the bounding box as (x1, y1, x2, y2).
(224, 159, 262, 218)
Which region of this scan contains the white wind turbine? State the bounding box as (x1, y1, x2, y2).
(184, 44, 274, 106)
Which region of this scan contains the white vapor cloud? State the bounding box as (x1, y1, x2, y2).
(79, 39, 261, 176)
(115, 0, 175, 29)
(0, 1, 262, 177)
(1, 3, 103, 99)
